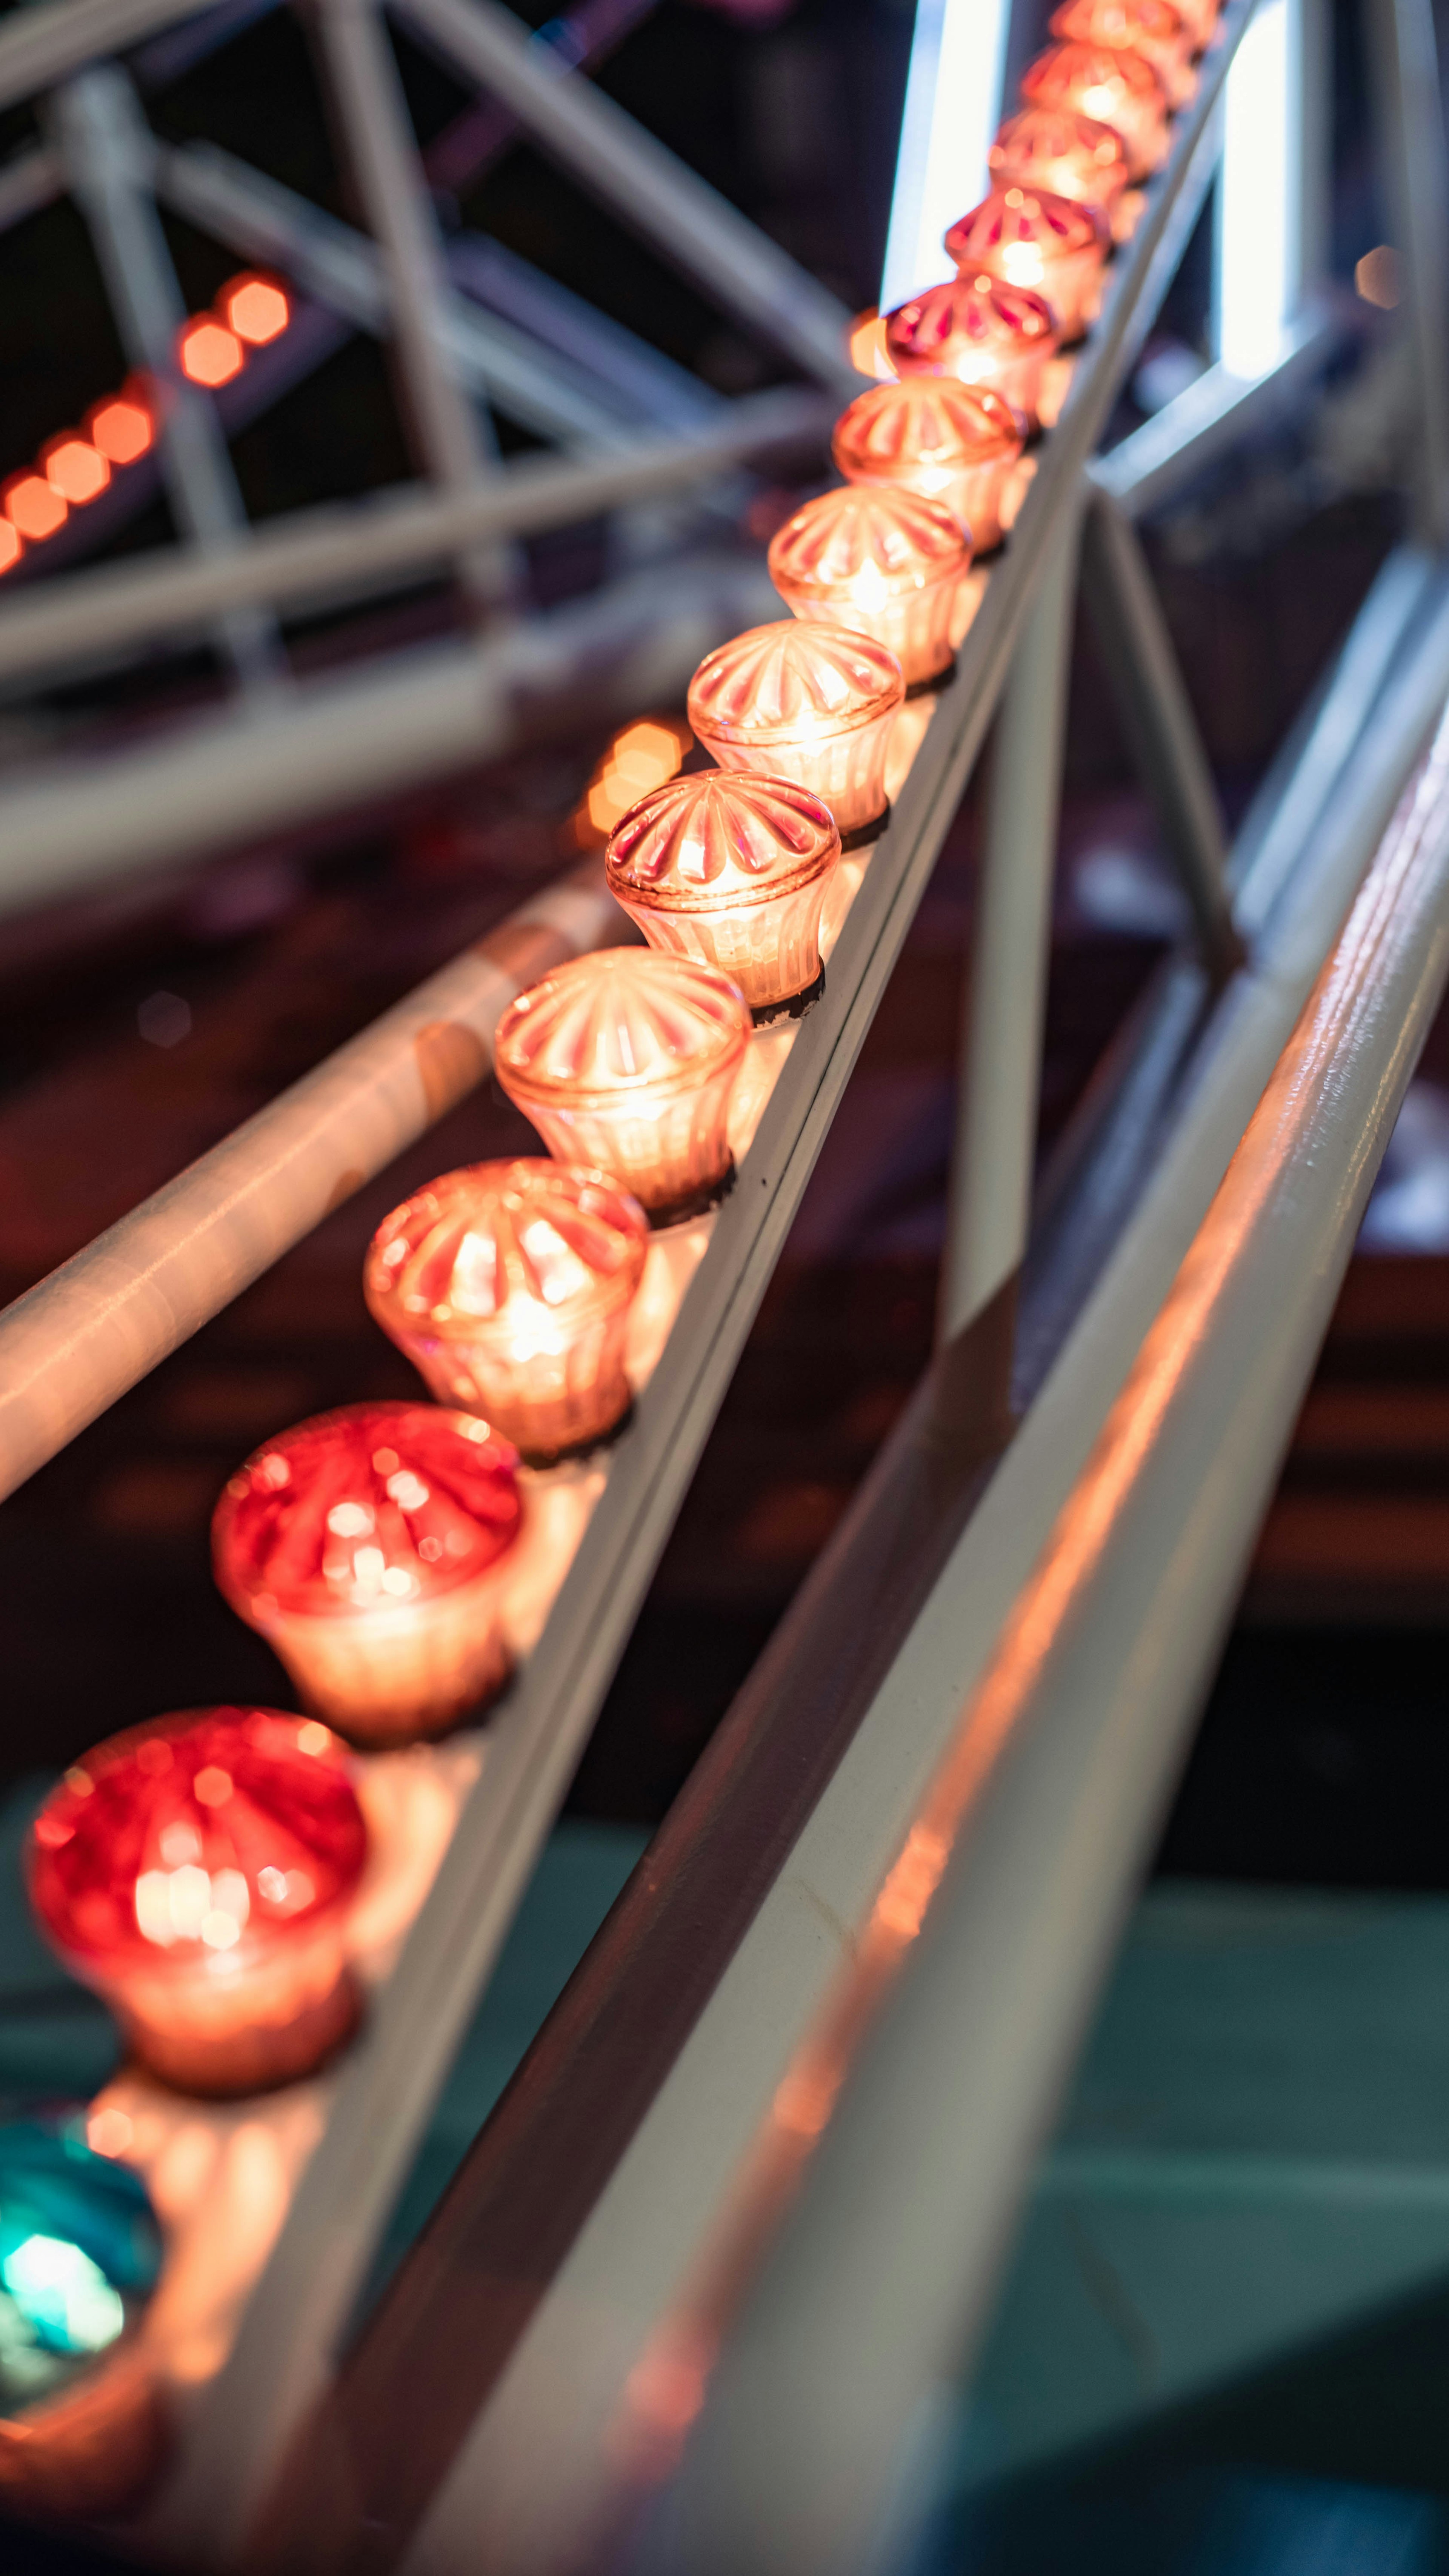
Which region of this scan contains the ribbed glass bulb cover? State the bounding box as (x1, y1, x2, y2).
(605, 771, 841, 1015)
(1049, 0, 1196, 103)
(27, 1708, 367, 2096)
(833, 378, 1023, 556)
(214, 1401, 524, 1744)
(687, 619, 904, 837)
(885, 274, 1060, 424)
(1019, 41, 1171, 180)
(989, 106, 1132, 210)
(496, 949, 749, 1221)
(365, 1159, 648, 1462)
(944, 186, 1109, 342)
(767, 484, 971, 688)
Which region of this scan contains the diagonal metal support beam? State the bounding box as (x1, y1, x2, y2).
(52, 65, 286, 694)
(394, 0, 860, 394)
(1081, 486, 1243, 982)
(315, 0, 516, 616)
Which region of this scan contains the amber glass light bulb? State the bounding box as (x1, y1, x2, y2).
(495, 950, 749, 1224)
(1049, 0, 1195, 103)
(213, 1402, 524, 1745)
(832, 379, 1023, 556)
(1020, 42, 1171, 180)
(688, 619, 904, 842)
(989, 106, 1131, 213)
(944, 188, 1110, 343)
(606, 771, 840, 1020)
(885, 274, 1060, 425)
(366, 1160, 648, 1463)
(27, 1709, 367, 2097)
(768, 484, 971, 691)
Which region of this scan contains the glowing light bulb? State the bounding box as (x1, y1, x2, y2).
(833, 378, 1024, 555)
(3, 476, 65, 543)
(767, 484, 971, 690)
(213, 1402, 525, 1744)
(495, 951, 749, 1225)
(1019, 42, 1171, 180)
(223, 273, 290, 346)
(944, 187, 1110, 343)
(366, 1161, 648, 1463)
(0, 2117, 165, 2521)
(0, 525, 20, 576)
(847, 308, 896, 380)
(688, 619, 904, 842)
(885, 273, 1060, 425)
(41, 437, 109, 506)
(26, 1711, 367, 2097)
(605, 771, 840, 1022)
(1049, 0, 1196, 103)
(178, 318, 244, 389)
(989, 105, 1132, 213)
(87, 391, 154, 467)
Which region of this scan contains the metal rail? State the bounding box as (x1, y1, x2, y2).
(324, 556, 1449, 2576)
(665, 699, 1449, 2576)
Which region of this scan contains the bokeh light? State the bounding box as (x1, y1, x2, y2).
(178, 319, 244, 389)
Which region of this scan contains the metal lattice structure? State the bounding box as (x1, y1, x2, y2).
(1, 0, 1449, 2567)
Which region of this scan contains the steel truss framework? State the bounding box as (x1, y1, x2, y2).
(0, 0, 1448, 2570)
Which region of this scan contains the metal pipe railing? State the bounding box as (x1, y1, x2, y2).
(375, 565, 1449, 2576)
(666, 698, 1449, 2576)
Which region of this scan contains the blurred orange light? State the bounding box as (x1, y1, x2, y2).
(89, 394, 154, 465)
(848, 308, 896, 382)
(0, 522, 21, 576)
(4, 474, 66, 541)
(180, 318, 244, 388)
(578, 714, 691, 842)
(224, 274, 290, 345)
(43, 436, 110, 504)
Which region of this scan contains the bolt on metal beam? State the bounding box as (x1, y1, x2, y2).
(1081, 485, 1242, 982)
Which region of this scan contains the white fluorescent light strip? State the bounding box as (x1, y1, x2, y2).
(1215, 0, 1300, 379)
(880, 0, 1012, 315)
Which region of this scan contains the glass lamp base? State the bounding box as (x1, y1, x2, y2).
(838, 803, 891, 854)
(752, 964, 825, 1029)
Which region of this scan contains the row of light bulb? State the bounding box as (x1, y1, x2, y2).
(26, 0, 1220, 2120)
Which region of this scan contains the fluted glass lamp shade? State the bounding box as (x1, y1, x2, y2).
(687, 619, 904, 841)
(885, 274, 1060, 424)
(1019, 42, 1171, 179)
(27, 1708, 367, 2096)
(606, 771, 840, 1020)
(1049, 0, 1196, 103)
(495, 950, 749, 1224)
(832, 379, 1023, 556)
(944, 188, 1109, 343)
(768, 485, 971, 689)
(213, 1402, 524, 1744)
(989, 106, 1131, 212)
(366, 1160, 648, 1462)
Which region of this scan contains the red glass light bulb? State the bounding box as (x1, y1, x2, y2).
(944, 187, 1110, 344)
(988, 106, 1132, 213)
(832, 378, 1024, 555)
(27, 1709, 367, 2097)
(495, 950, 749, 1224)
(885, 274, 1060, 425)
(767, 484, 971, 690)
(687, 619, 904, 841)
(365, 1161, 648, 1463)
(1049, 0, 1196, 103)
(213, 1402, 524, 1745)
(1019, 42, 1171, 181)
(605, 772, 840, 1022)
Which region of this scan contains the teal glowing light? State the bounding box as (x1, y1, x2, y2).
(2, 2232, 125, 2356)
